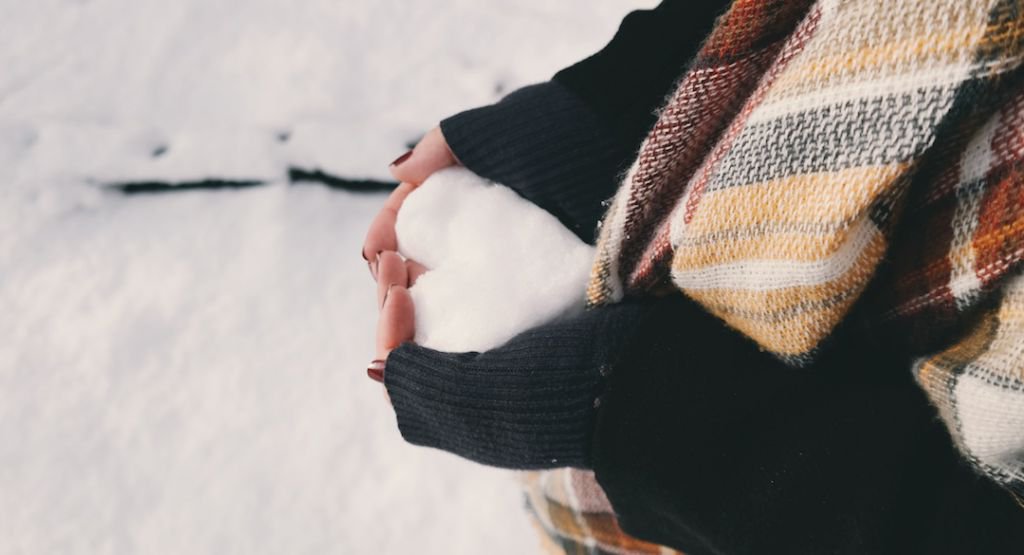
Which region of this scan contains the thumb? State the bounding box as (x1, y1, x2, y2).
(376, 284, 415, 361)
(389, 127, 459, 185)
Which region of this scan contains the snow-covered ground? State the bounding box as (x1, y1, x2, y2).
(0, 1, 655, 553)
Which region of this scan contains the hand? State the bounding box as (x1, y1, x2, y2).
(367, 251, 421, 390)
(364, 127, 458, 389)
(361, 127, 459, 278)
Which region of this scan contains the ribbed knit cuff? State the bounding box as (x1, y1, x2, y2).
(384, 302, 648, 470)
(440, 81, 631, 244)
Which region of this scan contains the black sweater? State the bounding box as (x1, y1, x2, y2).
(383, 1, 1024, 553)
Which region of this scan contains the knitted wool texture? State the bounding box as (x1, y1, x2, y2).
(589, 0, 1024, 494)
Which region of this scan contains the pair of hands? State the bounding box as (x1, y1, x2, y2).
(362, 127, 459, 384)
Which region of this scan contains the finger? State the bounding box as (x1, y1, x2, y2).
(376, 284, 415, 359)
(388, 127, 459, 185)
(362, 182, 416, 275)
(406, 259, 429, 287)
(366, 361, 392, 406)
(377, 251, 409, 308)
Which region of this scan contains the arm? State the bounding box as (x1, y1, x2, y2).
(377, 0, 731, 458)
(439, 0, 730, 243)
(385, 300, 649, 469)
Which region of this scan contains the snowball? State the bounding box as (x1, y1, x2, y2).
(395, 167, 595, 352)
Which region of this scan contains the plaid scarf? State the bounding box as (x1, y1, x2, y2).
(521, 469, 682, 555)
(531, 0, 1024, 552)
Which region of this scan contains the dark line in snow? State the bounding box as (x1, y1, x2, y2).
(106, 169, 396, 195)
(404, 136, 422, 150)
(287, 167, 397, 192)
(110, 179, 266, 194)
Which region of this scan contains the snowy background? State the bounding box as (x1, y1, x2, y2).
(0, 0, 656, 553)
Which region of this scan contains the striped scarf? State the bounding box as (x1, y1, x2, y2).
(530, 0, 1024, 552)
(522, 469, 681, 555)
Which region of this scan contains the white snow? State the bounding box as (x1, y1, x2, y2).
(0, 0, 656, 553)
(396, 168, 594, 352)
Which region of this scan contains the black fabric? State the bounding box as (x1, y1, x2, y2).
(591, 296, 1024, 554)
(385, 302, 647, 469)
(440, 0, 731, 243)
(440, 81, 627, 244)
(552, 0, 729, 143)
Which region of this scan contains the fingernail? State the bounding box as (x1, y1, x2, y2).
(371, 252, 380, 280)
(382, 283, 394, 309)
(361, 249, 368, 262)
(367, 360, 385, 383)
(389, 150, 413, 167)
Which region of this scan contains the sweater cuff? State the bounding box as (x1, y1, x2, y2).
(384, 302, 647, 469)
(440, 81, 631, 244)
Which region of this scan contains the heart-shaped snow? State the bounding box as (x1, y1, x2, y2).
(395, 167, 595, 352)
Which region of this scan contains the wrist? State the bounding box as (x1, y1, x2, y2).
(384, 302, 648, 469)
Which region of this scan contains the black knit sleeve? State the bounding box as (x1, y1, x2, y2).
(440, 0, 730, 243)
(440, 82, 626, 244)
(383, 301, 648, 470)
